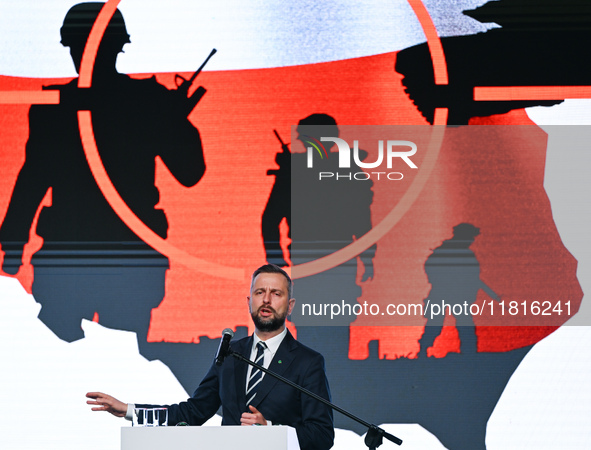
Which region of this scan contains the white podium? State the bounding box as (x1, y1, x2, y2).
(121, 425, 300, 450)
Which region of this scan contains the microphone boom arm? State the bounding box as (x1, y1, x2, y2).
(229, 349, 402, 448)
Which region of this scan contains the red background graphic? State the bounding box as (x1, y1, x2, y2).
(1, 1, 590, 448)
(0, 50, 581, 356)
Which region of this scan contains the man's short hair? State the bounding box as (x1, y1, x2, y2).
(251, 264, 293, 299)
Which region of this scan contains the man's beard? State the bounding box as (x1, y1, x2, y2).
(251, 308, 287, 333)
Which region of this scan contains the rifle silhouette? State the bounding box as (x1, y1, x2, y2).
(267, 129, 290, 176)
(174, 48, 217, 116)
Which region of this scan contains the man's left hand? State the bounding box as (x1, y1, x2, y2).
(240, 405, 267, 426)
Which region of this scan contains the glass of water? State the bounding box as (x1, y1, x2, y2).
(132, 408, 168, 427)
(153, 408, 168, 427)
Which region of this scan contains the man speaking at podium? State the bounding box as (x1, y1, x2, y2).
(87, 264, 334, 450)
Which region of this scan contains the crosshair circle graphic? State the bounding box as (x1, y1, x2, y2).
(77, 0, 449, 281)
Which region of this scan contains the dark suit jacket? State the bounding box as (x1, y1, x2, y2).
(141, 330, 334, 450)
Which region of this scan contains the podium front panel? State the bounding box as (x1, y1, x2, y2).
(121, 425, 300, 450)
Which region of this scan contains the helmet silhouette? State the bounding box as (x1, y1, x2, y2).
(60, 2, 130, 48)
(296, 113, 339, 141)
(452, 223, 481, 241)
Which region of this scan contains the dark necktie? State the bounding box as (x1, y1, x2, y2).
(246, 341, 267, 406)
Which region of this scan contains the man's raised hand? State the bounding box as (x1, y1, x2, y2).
(86, 392, 127, 417)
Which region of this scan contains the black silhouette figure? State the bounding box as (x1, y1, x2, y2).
(0, 3, 205, 353)
(394, 0, 591, 124)
(263, 114, 376, 327)
(263, 114, 375, 279)
(418, 223, 499, 356)
(262, 130, 291, 267)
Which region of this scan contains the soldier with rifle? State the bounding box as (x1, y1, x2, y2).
(0, 3, 211, 357)
(261, 114, 376, 287)
(262, 129, 292, 267)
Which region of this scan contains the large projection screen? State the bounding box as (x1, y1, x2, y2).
(1, 1, 590, 449)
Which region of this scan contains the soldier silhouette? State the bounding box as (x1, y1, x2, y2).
(0, 3, 205, 350)
(262, 114, 375, 327)
(263, 114, 375, 279)
(418, 223, 499, 356)
(262, 130, 291, 267)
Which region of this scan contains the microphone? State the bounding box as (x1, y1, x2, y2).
(215, 328, 234, 366)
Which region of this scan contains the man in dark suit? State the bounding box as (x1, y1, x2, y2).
(87, 264, 334, 450)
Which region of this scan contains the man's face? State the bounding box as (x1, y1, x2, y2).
(248, 272, 295, 333)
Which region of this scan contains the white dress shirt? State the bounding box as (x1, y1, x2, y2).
(246, 327, 288, 386)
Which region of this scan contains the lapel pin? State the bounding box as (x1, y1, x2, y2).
(278, 360, 282, 364)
